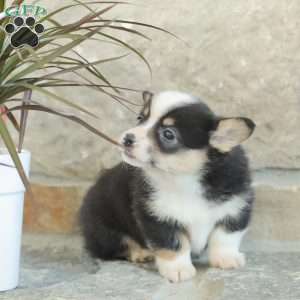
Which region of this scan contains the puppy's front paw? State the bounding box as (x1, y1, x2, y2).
(209, 250, 246, 269)
(157, 259, 196, 282)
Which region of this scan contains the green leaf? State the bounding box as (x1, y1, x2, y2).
(18, 82, 99, 118)
(40, 2, 127, 23)
(12, 0, 24, 5)
(0, 85, 29, 102)
(6, 111, 20, 131)
(18, 90, 31, 152)
(62, 49, 121, 94)
(0, 162, 15, 168)
(99, 19, 182, 41)
(50, 4, 117, 36)
(97, 31, 152, 77)
(7, 104, 121, 147)
(0, 116, 32, 193)
(38, 82, 142, 94)
(0, 0, 5, 29)
(6, 27, 102, 82)
(83, 25, 151, 41)
(3, 105, 20, 132)
(0, 0, 5, 11)
(41, 54, 128, 79)
(39, 50, 121, 94)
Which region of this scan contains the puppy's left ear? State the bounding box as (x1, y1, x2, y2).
(209, 117, 255, 152)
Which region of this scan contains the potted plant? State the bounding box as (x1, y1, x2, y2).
(0, 0, 171, 291)
(0, 137, 30, 292)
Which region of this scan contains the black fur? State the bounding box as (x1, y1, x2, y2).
(80, 160, 253, 259)
(80, 100, 255, 260)
(80, 164, 186, 258)
(203, 147, 254, 232)
(203, 147, 252, 200)
(154, 104, 216, 153)
(163, 103, 216, 149)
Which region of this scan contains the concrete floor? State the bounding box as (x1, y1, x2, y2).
(0, 234, 299, 300)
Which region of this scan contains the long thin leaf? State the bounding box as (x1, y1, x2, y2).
(5, 107, 20, 132)
(25, 69, 142, 110)
(40, 2, 127, 23)
(73, 0, 107, 22)
(97, 31, 152, 77)
(6, 27, 103, 82)
(0, 162, 15, 168)
(7, 104, 121, 147)
(45, 43, 118, 91)
(0, 116, 32, 193)
(36, 52, 121, 94)
(40, 54, 128, 80)
(0, 85, 28, 101)
(18, 83, 99, 118)
(12, 0, 24, 5)
(59, 68, 136, 109)
(18, 90, 31, 152)
(0, 1, 5, 12)
(99, 19, 183, 42)
(61, 46, 121, 94)
(38, 82, 142, 93)
(83, 25, 151, 41)
(8, 80, 143, 105)
(0, 0, 5, 28)
(54, 4, 116, 35)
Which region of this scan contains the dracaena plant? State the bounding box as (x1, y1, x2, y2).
(0, 0, 173, 192)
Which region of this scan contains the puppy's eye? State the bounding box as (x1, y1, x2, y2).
(163, 128, 175, 140)
(158, 127, 180, 151)
(159, 128, 178, 144)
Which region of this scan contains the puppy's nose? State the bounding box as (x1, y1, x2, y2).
(123, 133, 135, 147)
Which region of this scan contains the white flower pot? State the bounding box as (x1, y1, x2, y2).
(0, 150, 31, 292)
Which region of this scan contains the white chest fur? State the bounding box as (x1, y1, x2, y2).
(145, 170, 246, 254)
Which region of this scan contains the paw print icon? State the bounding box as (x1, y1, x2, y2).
(5, 16, 45, 48)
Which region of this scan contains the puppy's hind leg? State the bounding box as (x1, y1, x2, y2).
(81, 220, 126, 260)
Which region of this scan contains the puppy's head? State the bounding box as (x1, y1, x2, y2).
(120, 91, 255, 174)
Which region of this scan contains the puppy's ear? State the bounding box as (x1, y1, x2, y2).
(142, 91, 153, 104)
(209, 117, 255, 152)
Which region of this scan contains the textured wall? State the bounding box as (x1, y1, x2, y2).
(11, 0, 300, 183)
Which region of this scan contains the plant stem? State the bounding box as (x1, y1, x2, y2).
(18, 90, 31, 153)
(0, 0, 5, 12)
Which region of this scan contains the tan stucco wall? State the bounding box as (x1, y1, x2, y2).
(4, 0, 300, 183)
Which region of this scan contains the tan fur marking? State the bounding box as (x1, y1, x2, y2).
(155, 233, 190, 261)
(124, 237, 154, 263)
(162, 117, 175, 126)
(210, 118, 253, 152)
(152, 147, 208, 174)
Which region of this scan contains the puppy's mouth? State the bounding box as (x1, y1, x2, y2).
(120, 147, 156, 169)
(123, 148, 136, 159)
(117, 143, 136, 159)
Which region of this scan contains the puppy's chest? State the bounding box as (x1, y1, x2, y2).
(144, 172, 246, 252)
(148, 174, 213, 225)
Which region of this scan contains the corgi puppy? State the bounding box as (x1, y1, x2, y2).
(80, 91, 255, 282)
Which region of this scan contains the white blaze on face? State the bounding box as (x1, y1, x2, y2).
(147, 91, 198, 128)
(120, 91, 200, 169)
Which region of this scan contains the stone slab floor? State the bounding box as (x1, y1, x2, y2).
(0, 234, 299, 300)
